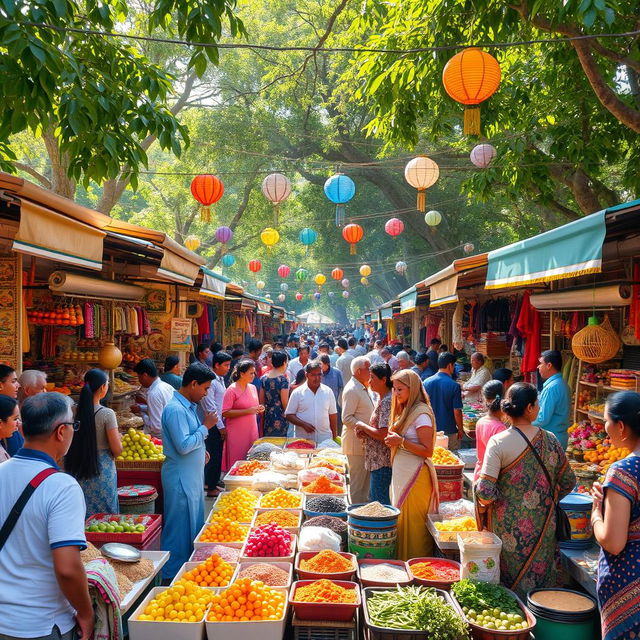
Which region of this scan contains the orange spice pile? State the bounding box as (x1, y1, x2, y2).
(294, 579, 357, 603)
(300, 550, 354, 573)
(254, 510, 299, 528)
(302, 475, 344, 494)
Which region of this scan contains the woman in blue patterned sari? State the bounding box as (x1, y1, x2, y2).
(592, 391, 640, 640)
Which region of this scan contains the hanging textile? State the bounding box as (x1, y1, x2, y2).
(197, 305, 210, 339)
(516, 291, 541, 373)
(452, 301, 464, 346)
(85, 303, 95, 338)
(387, 318, 397, 341)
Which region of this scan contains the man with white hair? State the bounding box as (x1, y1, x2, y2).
(367, 340, 385, 366)
(380, 348, 399, 373)
(341, 356, 374, 503)
(395, 351, 413, 370)
(18, 369, 48, 406)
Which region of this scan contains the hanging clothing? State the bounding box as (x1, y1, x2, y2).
(516, 291, 542, 374)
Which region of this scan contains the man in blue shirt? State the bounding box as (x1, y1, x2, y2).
(534, 350, 571, 449)
(320, 354, 344, 410)
(411, 352, 431, 381)
(423, 352, 464, 450)
(161, 363, 217, 578)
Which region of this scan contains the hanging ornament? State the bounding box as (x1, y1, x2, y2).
(359, 264, 372, 278)
(341, 278, 350, 289)
(295, 268, 309, 283)
(342, 223, 364, 255)
(361, 277, 369, 286)
(463, 243, 475, 254)
(396, 261, 407, 275)
(324, 173, 356, 227)
(442, 48, 501, 135)
(256, 280, 265, 290)
(342, 290, 350, 299)
(278, 293, 286, 302)
(314, 291, 321, 301)
(314, 273, 326, 289)
(331, 267, 344, 281)
(277, 264, 291, 279)
(190, 174, 224, 223)
(470, 143, 497, 168)
(404, 156, 439, 212)
(280, 283, 289, 292)
(184, 235, 200, 251)
(221, 254, 235, 268)
(215, 226, 233, 254)
(249, 259, 262, 274)
(424, 210, 443, 231)
(328, 291, 335, 299)
(299, 228, 317, 255)
(295, 292, 303, 301)
(265, 293, 272, 300)
(260, 227, 280, 254)
(261, 172, 292, 226)
(384, 218, 404, 238)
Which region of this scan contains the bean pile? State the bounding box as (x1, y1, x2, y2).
(238, 563, 290, 586)
(305, 496, 347, 513)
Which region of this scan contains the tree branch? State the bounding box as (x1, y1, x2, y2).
(12, 162, 51, 189)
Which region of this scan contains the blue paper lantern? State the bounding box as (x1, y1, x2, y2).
(221, 254, 235, 268)
(324, 173, 356, 227)
(299, 228, 317, 255)
(314, 291, 321, 301)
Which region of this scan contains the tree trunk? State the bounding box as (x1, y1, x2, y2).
(329, 302, 349, 325)
(42, 128, 76, 199)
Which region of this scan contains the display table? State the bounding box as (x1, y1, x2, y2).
(560, 544, 598, 597)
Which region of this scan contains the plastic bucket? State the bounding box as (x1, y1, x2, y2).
(527, 589, 597, 640)
(348, 537, 395, 559)
(559, 493, 594, 545)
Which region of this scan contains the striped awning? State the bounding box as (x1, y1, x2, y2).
(485, 210, 607, 290)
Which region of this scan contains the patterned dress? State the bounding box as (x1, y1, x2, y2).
(598, 455, 640, 640)
(260, 374, 289, 437)
(475, 429, 575, 598)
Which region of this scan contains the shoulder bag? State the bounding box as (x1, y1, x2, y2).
(513, 426, 571, 542)
(0, 467, 59, 551)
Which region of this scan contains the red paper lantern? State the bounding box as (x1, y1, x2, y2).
(295, 292, 303, 301)
(190, 174, 224, 222)
(385, 218, 404, 237)
(342, 223, 364, 255)
(278, 264, 291, 279)
(331, 268, 344, 281)
(248, 260, 262, 274)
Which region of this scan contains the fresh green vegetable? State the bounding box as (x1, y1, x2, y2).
(451, 580, 528, 632)
(367, 585, 469, 640)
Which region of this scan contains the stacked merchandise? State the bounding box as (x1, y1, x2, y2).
(608, 369, 639, 390)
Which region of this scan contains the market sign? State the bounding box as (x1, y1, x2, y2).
(170, 318, 192, 351)
(399, 287, 417, 314)
(485, 209, 606, 290)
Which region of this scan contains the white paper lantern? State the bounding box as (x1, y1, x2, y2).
(341, 278, 350, 289)
(464, 242, 475, 254)
(256, 280, 265, 290)
(278, 293, 286, 302)
(404, 156, 439, 211)
(470, 144, 497, 168)
(395, 261, 407, 275)
(342, 290, 350, 298)
(280, 283, 289, 292)
(424, 210, 442, 227)
(261, 172, 292, 225)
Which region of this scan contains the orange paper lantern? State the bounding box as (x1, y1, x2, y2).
(248, 259, 262, 273)
(331, 268, 344, 281)
(342, 223, 364, 255)
(442, 48, 501, 135)
(190, 174, 224, 222)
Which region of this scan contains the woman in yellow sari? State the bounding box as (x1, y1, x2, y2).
(385, 369, 439, 560)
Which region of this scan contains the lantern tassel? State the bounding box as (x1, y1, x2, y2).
(335, 204, 345, 227)
(273, 204, 279, 227)
(464, 106, 481, 135)
(200, 206, 211, 223)
(417, 190, 426, 212)
(350, 244, 356, 255)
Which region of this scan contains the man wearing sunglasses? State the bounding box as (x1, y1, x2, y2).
(0, 392, 93, 640)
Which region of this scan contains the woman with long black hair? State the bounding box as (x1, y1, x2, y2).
(65, 368, 122, 515)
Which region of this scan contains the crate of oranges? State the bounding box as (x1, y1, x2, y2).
(171, 553, 237, 589)
(205, 578, 288, 640)
(129, 580, 213, 640)
(194, 519, 249, 548)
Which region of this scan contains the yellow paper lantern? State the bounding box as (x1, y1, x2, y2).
(404, 156, 440, 212)
(260, 227, 280, 252)
(314, 273, 326, 288)
(360, 277, 369, 286)
(256, 280, 266, 290)
(359, 264, 372, 277)
(184, 235, 200, 252)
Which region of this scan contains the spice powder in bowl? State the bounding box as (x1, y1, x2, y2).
(360, 563, 409, 583)
(300, 550, 354, 573)
(238, 563, 290, 586)
(351, 502, 396, 518)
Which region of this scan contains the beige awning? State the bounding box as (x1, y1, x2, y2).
(256, 301, 271, 316)
(430, 272, 459, 307)
(200, 268, 226, 300)
(13, 199, 105, 270)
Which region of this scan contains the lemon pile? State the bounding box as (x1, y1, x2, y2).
(116, 428, 165, 462)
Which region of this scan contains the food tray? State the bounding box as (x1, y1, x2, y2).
(188, 543, 242, 563)
(208, 506, 254, 525)
(301, 485, 347, 497)
(170, 561, 238, 589)
(85, 513, 161, 545)
(406, 557, 461, 590)
(451, 587, 536, 640)
(127, 586, 207, 640)
(290, 580, 360, 622)
(252, 508, 303, 534)
(296, 551, 357, 581)
(204, 587, 288, 640)
(426, 514, 474, 546)
(362, 586, 455, 640)
(235, 560, 294, 587)
(224, 460, 271, 488)
(357, 559, 412, 588)
(259, 490, 304, 509)
(239, 533, 297, 564)
(193, 522, 248, 549)
(212, 490, 262, 511)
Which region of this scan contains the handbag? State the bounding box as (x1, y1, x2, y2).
(513, 427, 572, 542)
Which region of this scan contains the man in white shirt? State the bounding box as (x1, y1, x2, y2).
(355, 338, 367, 356)
(346, 337, 359, 358)
(462, 352, 492, 403)
(287, 345, 310, 382)
(341, 355, 374, 503)
(0, 392, 93, 640)
(335, 338, 354, 386)
(380, 348, 400, 372)
(200, 351, 230, 496)
(367, 340, 385, 366)
(132, 359, 175, 438)
(285, 361, 337, 443)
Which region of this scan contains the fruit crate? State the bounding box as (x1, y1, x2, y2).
(170, 561, 238, 589)
(293, 613, 358, 640)
(85, 513, 161, 545)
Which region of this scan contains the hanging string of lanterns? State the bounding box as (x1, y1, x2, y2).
(191, 174, 224, 223)
(261, 173, 292, 227)
(404, 156, 439, 212)
(324, 173, 356, 227)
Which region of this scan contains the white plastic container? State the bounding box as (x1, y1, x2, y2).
(436, 431, 449, 449)
(128, 586, 209, 640)
(170, 561, 238, 589)
(239, 533, 297, 564)
(204, 587, 288, 640)
(234, 560, 294, 587)
(457, 531, 502, 583)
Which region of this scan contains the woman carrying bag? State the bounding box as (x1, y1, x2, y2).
(475, 382, 575, 598)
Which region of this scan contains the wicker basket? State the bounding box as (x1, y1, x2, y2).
(572, 315, 621, 364)
(115, 459, 163, 471)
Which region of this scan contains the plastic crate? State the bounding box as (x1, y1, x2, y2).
(85, 513, 161, 546)
(290, 580, 360, 622)
(292, 613, 358, 640)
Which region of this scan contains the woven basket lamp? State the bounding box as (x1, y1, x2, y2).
(571, 315, 621, 364)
